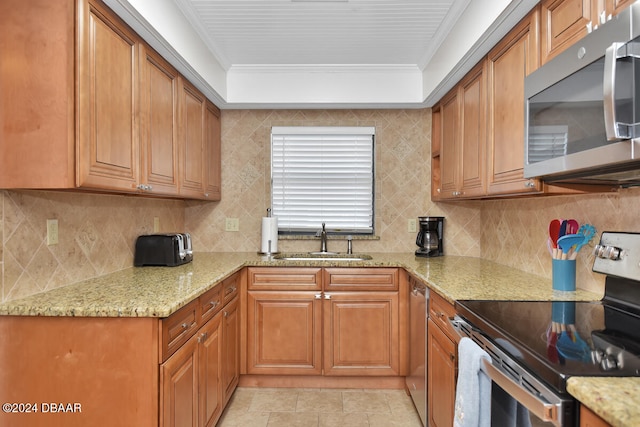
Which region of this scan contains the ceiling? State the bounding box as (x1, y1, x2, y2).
(173, 0, 466, 69)
(106, 0, 538, 108)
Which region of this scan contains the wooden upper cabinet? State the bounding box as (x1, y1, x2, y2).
(607, 0, 634, 16)
(541, 0, 634, 65)
(205, 101, 222, 200)
(139, 45, 179, 196)
(487, 7, 542, 196)
(178, 78, 207, 199)
(77, 0, 139, 192)
(0, 0, 222, 200)
(0, 0, 76, 189)
(439, 89, 460, 199)
(459, 61, 487, 198)
(431, 106, 442, 201)
(541, 0, 596, 64)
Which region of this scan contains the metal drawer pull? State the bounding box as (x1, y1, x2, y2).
(225, 286, 237, 295)
(181, 323, 189, 329)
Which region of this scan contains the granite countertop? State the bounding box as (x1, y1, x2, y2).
(1, 251, 635, 426)
(0, 252, 601, 317)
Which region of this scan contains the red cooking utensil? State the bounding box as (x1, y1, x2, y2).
(549, 219, 561, 258)
(567, 219, 579, 234)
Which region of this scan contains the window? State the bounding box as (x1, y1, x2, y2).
(271, 126, 375, 235)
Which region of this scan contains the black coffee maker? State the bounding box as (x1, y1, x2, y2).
(415, 216, 444, 257)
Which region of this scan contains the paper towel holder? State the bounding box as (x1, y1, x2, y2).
(258, 208, 280, 256)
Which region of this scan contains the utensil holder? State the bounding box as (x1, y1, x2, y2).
(551, 301, 576, 323)
(552, 259, 576, 292)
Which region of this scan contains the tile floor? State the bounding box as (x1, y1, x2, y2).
(217, 387, 424, 427)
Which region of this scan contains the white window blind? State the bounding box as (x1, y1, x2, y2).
(271, 126, 375, 234)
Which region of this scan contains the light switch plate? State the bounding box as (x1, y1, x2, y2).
(153, 217, 160, 233)
(408, 218, 417, 233)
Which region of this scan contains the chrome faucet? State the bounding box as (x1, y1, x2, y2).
(318, 223, 328, 253)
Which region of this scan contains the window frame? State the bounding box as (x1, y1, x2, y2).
(270, 126, 376, 236)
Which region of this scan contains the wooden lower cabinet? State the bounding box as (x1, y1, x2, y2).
(246, 267, 402, 378)
(580, 405, 611, 427)
(199, 314, 224, 427)
(221, 296, 240, 406)
(247, 291, 323, 375)
(427, 317, 457, 427)
(161, 295, 238, 427)
(161, 334, 199, 427)
(427, 292, 458, 427)
(323, 291, 399, 376)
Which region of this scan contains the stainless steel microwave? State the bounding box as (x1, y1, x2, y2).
(524, 1, 640, 186)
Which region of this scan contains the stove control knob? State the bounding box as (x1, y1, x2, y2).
(600, 354, 619, 371)
(594, 244, 621, 260)
(591, 349, 604, 364)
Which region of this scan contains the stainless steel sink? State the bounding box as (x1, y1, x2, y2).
(273, 252, 372, 261)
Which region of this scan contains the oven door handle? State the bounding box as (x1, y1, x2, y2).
(449, 316, 563, 427)
(480, 359, 561, 426)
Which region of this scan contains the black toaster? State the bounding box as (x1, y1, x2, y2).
(134, 233, 193, 267)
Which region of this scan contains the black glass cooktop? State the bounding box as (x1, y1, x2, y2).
(455, 299, 640, 393)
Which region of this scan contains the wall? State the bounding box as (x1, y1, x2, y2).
(185, 109, 483, 256)
(0, 190, 184, 302)
(4, 110, 639, 303)
(481, 187, 640, 295)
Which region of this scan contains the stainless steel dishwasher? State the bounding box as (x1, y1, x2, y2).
(406, 276, 428, 426)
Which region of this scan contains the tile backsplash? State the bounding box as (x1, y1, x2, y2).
(0, 190, 184, 301)
(184, 109, 481, 256)
(3, 109, 640, 302)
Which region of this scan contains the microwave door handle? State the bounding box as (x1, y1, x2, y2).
(480, 360, 562, 427)
(604, 42, 625, 140)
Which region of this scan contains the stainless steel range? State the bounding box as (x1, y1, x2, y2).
(452, 231, 640, 426)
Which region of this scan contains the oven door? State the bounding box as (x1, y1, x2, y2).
(451, 316, 575, 427)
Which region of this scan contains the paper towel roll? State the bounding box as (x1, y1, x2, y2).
(261, 216, 278, 254)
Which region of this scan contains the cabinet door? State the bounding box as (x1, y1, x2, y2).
(204, 101, 222, 200)
(178, 78, 207, 199)
(459, 61, 487, 198)
(247, 291, 322, 375)
(221, 296, 240, 405)
(161, 335, 198, 427)
(77, 0, 139, 192)
(199, 313, 223, 427)
(607, 0, 633, 16)
(439, 89, 460, 199)
(487, 8, 541, 196)
(139, 44, 179, 196)
(427, 318, 456, 427)
(579, 404, 611, 427)
(541, 0, 595, 64)
(323, 292, 399, 376)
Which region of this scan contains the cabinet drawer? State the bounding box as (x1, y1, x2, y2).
(161, 299, 199, 362)
(323, 268, 398, 291)
(222, 273, 240, 304)
(429, 292, 457, 341)
(199, 285, 222, 324)
(248, 267, 322, 291)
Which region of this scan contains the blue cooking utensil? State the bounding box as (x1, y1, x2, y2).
(557, 234, 584, 260)
(569, 224, 596, 260)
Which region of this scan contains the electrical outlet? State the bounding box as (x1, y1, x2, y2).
(225, 218, 240, 232)
(153, 217, 160, 233)
(47, 219, 59, 245)
(408, 218, 417, 233)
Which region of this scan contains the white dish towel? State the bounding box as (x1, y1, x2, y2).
(454, 337, 492, 427)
